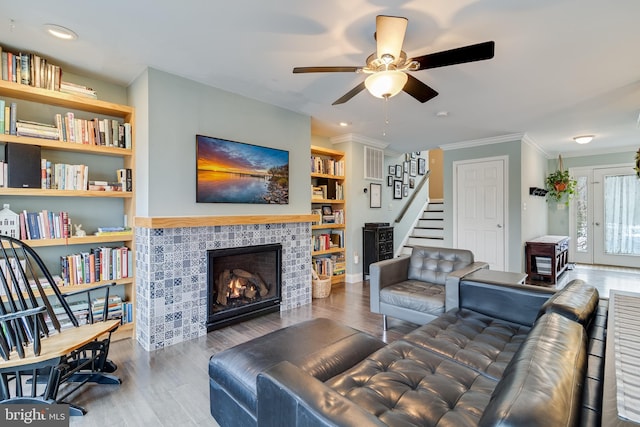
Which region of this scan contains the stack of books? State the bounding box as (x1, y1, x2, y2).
(91, 295, 123, 321)
(59, 81, 97, 99)
(16, 120, 59, 140)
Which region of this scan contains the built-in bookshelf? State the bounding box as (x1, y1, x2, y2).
(311, 145, 346, 284)
(0, 78, 135, 340)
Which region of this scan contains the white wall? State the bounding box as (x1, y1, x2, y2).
(131, 68, 311, 217)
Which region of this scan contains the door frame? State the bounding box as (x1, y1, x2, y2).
(569, 163, 637, 266)
(453, 155, 508, 270)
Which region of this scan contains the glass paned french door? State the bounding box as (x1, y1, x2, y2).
(570, 165, 640, 267)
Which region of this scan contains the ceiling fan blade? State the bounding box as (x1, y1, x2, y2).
(403, 74, 438, 103)
(376, 15, 408, 62)
(413, 41, 495, 70)
(293, 66, 361, 73)
(332, 81, 366, 105)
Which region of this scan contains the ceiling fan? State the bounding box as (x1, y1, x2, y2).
(293, 15, 495, 105)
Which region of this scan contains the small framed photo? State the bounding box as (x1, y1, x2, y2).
(415, 151, 421, 156)
(387, 175, 393, 186)
(405, 153, 411, 161)
(410, 159, 417, 177)
(403, 185, 409, 197)
(403, 161, 409, 172)
(393, 180, 402, 199)
(370, 183, 381, 208)
(321, 205, 333, 215)
(409, 177, 415, 188)
(388, 165, 396, 175)
(403, 172, 409, 185)
(418, 158, 426, 175)
(410, 152, 417, 159)
(395, 165, 402, 178)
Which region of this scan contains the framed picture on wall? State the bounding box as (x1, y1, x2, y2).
(387, 175, 393, 186)
(418, 158, 426, 175)
(403, 161, 409, 172)
(409, 177, 415, 188)
(370, 183, 381, 208)
(403, 184, 409, 197)
(393, 180, 402, 199)
(410, 159, 417, 177)
(395, 165, 402, 178)
(389, 165, 396, 175)
(403, 172, 409, 185)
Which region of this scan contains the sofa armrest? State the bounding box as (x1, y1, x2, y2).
(369, 256, 410, 313)
(445, 261, 489, 311)
(257, 361, 386, 427)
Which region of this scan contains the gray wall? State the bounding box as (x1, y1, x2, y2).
(443, 139, 523, 272)
(547, 150, 636, 236)
(130, 68, 310, 217)
(520, 140, 549, 267)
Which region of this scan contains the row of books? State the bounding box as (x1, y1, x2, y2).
(311, 209, 344, 225)
(40, 160, 88, 190)
(91, 295, 132, 322)
(18, 210, 71, 240)
(60, 246, 132, 286)
(1, 46, 62, 91)
(311, 182, 344, 200)
(50, 297, 133, 331)
(311, 156, 345, 176)
(312, 253, 346, 277)
(54, 113, 131, 148)
(0, 99, 131, 148)
(312, 230, 344, 252)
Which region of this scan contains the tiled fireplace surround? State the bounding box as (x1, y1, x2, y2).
(135, 215, 315, 351)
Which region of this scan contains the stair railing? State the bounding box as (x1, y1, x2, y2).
(395, 170, 430, 223)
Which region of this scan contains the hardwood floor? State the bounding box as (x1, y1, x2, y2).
(69, 264, 639, 426)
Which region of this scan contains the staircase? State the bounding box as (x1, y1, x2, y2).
(400, 200, 445, 255)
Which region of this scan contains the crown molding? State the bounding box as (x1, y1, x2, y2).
(330, 133, 388, 149)
(439, 133, 525, 151)
(522, 133, 550, 158)
(552, 145, 638, 159)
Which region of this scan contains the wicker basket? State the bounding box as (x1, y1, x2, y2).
(312, 275, 332, 299)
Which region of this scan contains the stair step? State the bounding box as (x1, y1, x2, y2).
(412, 228, 444, 238)
(408, 236, 445, 246)
(426, 203, 443, 212)
(418, 219, 443, 228)
(422, 211, 444, 220)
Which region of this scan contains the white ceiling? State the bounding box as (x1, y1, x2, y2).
(1, 0, 640, 157)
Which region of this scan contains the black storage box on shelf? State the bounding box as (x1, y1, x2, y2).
(5, 144, 42, 188)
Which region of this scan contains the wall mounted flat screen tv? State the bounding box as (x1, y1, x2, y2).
(196, 134, 289, 204)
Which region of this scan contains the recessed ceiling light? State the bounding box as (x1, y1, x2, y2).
(436, 111, 449, 118)
(339, 122, 350, 127)
(44, 24, 78, 40)
(573, 135, 594, 144)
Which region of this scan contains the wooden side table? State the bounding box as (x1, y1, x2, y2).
(525, 235, 570, 285)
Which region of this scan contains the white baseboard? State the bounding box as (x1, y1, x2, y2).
(345, 272, 364, 284)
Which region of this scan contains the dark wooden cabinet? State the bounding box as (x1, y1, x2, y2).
(363, 224, 394, 276)
(525, 235, 570, 284)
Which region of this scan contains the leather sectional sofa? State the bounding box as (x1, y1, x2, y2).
(209, 278, 607, 427)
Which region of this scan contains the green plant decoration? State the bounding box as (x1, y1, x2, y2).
(634, 148, 640, 179)
(545, 155, 577, 204)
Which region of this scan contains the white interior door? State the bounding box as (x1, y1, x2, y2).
(570, 165, 640, 268)
(454, 157, 506, 270)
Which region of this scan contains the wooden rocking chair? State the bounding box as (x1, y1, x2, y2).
(0, 235, 121, 415)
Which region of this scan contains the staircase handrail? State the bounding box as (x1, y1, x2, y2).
(395, 170, 430, 223)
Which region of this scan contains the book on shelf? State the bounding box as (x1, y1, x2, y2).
(1, 45, 63, 91)
(19, 210, 71, 240)
(116, 168, 132, 192)
(40, 160, 89, 190)
(311, 156, 345, 176)
(59, 81, 97, 99)
(60, 245, 131, 286)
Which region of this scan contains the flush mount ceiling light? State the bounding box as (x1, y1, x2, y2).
(364, 70, 408, 99)
(44, 24, 78, 40)
(574, 135, 594, 144)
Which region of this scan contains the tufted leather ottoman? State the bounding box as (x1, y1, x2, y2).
(208, 318, 386, 427)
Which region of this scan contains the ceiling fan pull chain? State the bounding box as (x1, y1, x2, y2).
(383, 95, 390, 136)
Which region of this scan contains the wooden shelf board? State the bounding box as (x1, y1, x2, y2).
(312, 248, 345, 256)
(312, 224, 345, 230)
(135, 214, 316, 229)
(12, 234, 133, 248)
(0, 188, 133, 198)
(0, 134, 133, 157)
(311, 173, 345, 180)
(0, 79, 133, 119)
(311, 145, 345, 158)
(311, 199, 345, 204)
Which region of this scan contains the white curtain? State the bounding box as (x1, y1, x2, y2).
(604, 175, 640, 255)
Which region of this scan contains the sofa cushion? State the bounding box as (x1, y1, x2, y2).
(402, 308, 532, 380)
(326, 340, 497, 427)
(408, 246, 474, 285)
(538, 279, 599, 326)
(379, 280, 445, 316)
(478, 312, 587, 427)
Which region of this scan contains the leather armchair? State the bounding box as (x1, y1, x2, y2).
(370, 245, 488, 329)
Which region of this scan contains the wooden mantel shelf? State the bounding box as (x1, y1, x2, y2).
(135, 214, 317, 229)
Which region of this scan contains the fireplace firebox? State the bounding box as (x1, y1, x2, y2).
(206, 243, 281, 331)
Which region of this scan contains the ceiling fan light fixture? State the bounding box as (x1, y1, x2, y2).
(574, 135, 594, 144)
(364, 70, 408, 99)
